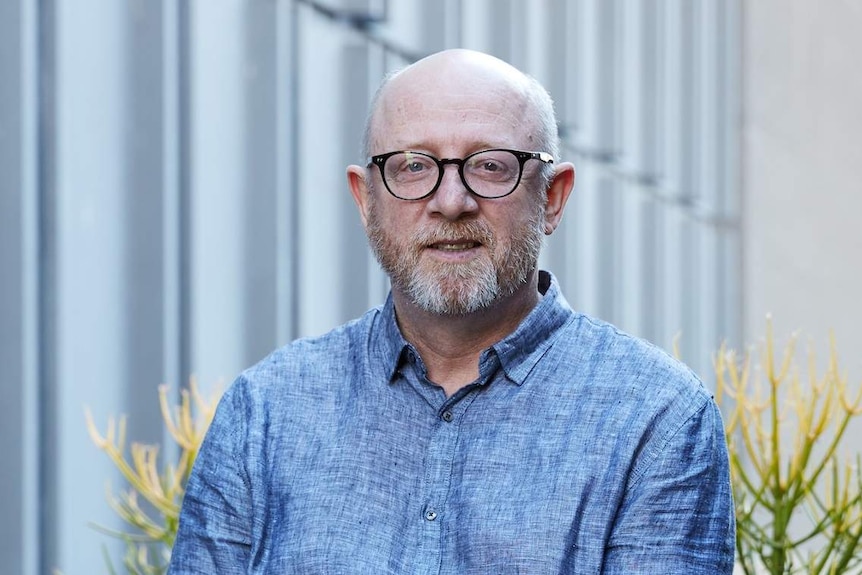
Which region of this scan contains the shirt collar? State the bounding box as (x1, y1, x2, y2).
(373, 270, 575, 385)
(489, 270, 575, 385)
(376, 292, 412, 383)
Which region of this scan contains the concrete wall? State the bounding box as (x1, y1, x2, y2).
(743, 0, 862, 371)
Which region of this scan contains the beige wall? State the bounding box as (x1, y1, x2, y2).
(743, 0, 862, 372)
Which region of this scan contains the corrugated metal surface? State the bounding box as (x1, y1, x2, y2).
(0, 0, 740, 571)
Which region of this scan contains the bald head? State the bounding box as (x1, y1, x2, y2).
(386, 49, 534, 100)
(361, 49, 560, 184)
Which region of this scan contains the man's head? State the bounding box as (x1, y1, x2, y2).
(347, 49, 575, 316)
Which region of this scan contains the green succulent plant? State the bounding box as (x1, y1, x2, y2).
(85, 381, 221, 574)
(716, 323, 862, 574)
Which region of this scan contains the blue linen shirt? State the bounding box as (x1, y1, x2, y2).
(170, 271, 735, 574)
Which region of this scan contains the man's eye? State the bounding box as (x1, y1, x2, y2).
(406, 161, 426, 173)
(473, 159, 508, 174)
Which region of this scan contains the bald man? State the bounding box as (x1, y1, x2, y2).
(170, 49, 735, 574)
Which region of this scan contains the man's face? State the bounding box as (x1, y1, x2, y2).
(361, 63, 549, 316)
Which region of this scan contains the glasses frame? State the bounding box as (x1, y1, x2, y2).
(367, 148, 554, 201)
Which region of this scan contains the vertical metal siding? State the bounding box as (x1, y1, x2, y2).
(0, 0, 741, 570)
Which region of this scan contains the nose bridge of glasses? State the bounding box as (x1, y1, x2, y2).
(436, 157, 471, 191)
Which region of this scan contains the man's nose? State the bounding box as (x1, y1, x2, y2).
(426, 165, 479, 220)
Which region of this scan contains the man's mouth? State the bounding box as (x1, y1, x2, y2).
(429, 241, 481, 251)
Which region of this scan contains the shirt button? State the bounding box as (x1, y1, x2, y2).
(441, 410, 453, 422)
(424, 509, 438, 521)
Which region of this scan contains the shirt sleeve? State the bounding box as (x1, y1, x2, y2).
(169, 379, 254, 574)
(602, 396, 736, 574)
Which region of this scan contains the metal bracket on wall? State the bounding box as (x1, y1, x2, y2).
(295, 0, 423, 63)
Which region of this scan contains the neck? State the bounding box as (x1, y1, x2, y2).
(393, 271, 540, 397)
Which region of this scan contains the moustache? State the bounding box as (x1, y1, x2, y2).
(411, 220, 495, 247)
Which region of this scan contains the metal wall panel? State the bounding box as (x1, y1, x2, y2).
(575, 0, 619, 157)
(339, 43, 375, 320)
(659, 0, 693, 200)
(620, 0, 660, 179)
(296, 6, 357, 336)
(0, 1, 40, 572)
(0, 3, 25, 571)
(568, 164, 604, 316)
(0, 0, 741, 569)
(617, 186, 647, 337)
(124, 0, 171, 461)
(50, 0, 131, 570)
(519, 0, 553, 86)
(188, 0, 247, 386)
(243, 2, 279, 362)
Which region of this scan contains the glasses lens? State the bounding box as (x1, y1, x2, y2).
(463, 150, 521, 198)
(382, 152, 439, 199)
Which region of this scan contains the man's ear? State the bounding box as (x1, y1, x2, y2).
(347, 165, 371, 228)
(543, 162, 575, 235)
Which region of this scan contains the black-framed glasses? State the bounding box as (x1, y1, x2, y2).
(368, 148, 554, 200)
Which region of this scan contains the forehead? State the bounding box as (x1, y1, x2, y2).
(370, 61, 537, 153)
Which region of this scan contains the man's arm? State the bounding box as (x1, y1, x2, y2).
(169, 381, 254, 574)
(603, 397, 736, 574)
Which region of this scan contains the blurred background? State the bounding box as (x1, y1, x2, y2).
(1, 0, 860, 572)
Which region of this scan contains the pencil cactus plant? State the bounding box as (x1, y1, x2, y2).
(716, 323, 862, 574)
(85, 382, 220, 574)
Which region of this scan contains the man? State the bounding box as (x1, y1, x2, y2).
(170, 49, 735, 573)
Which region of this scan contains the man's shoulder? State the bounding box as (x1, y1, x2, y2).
(234, 305, 385, 393)
(559, 312, 710, 404)
(546, 313, 717, 462)
(280, 307, 382, 357)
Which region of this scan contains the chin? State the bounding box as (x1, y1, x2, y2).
(407, 274, 499, 316)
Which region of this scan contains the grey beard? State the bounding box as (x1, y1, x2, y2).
(403, 254, 501, 316)
(365, 195, 545, 316)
